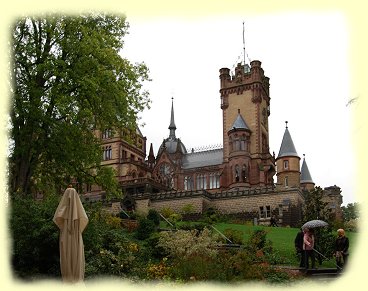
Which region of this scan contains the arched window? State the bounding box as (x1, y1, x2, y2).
(242, 164, 247, 182)
(235, 165, 240, 182)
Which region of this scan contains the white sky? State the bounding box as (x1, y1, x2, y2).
(122, 12, 356, 205)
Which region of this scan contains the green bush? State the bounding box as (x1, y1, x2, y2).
(223, 228, 245, 245)
(10, 193, 61, 279)
(135, 217, 156, 240)
(147, 209, 160, 226)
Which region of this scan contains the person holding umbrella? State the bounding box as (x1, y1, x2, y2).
(334, 228, 349, 269)
(303, 227, 316, 269)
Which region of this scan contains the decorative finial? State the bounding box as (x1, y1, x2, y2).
(285, 121, 288, 129)
(303, 153, 306, 160)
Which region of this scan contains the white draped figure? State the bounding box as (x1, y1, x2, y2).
(53, 187, 89, 283)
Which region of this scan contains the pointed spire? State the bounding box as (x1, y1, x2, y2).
(148, 143, 155, 164)
(300, 154, 314, 184)
(277, 121, 298, 158)
(168, 97, 176, 139)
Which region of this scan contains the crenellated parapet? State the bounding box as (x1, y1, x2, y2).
(219, 61, 270, 104)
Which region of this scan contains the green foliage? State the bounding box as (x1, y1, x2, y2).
(344, 219, 358, 232)
(10, 193, 60, 278)
(313, 228, 336, 263)
(180, 203, 195, 215)
(147, 209, 160, 226)
(135, 217, 156, 240)
(157, 228, 220, 260)
(303, 186, 330, 222)
(341, 202, 360, 222)
(10, 13, 151, 195)
(177, 221, 208, 231)
(223, 228, 245, 245)
(160, 207, 174, 218)
(202, 207, 221, 224)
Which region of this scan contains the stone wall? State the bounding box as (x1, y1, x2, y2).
(131, 188, 304, 226)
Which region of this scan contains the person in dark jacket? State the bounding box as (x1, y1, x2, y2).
(294, 229, 305, 268)
(334, 228, 349, 269)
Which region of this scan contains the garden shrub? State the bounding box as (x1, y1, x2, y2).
(345, 219, 358, 232)
(135, 217, 156, 240)
(160, 207, 175, 219)
(180, 204, 195, 215)
(147, 209, 160, 226)
(146, 257, 171, 280)
(157, 228, 220, 260)
(202, 207, 221, 224)
(10, 193, 60, 279)
(105, 214, 122, 229)
(177, 221, 208, 231)
(223, 228, 245, 245)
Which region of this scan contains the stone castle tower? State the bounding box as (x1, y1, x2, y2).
(219, 61, 275, 189)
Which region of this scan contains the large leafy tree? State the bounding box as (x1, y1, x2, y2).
(341, 202, 359, 222)
(302, 186, 330, 222)
(9, 14, 150, 197)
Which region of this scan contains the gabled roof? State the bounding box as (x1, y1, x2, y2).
(277, 125, 298, 158)
(182, 148, 223, 169)
(300, 156, 314, 184)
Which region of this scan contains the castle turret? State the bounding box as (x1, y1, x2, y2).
(300, 154, 315, 191)
(276, 121, 300, 189)
(227, 109, 251, 188)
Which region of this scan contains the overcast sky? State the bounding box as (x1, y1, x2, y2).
(122, 12, 356, 205)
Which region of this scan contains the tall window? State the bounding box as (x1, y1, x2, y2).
(283, 160, 289, 169)
(242, 164, 247, 182)
(103, 146, 112, 160)
(209, 173, 220, 189)
(184, 176, 193, 190)
(235, 135, 240, 151)
(240, 135, 246, 150)
(102, 129, 112, 139)
(196, 174, 207, 190)
(284, 176, 289, 187)
(235, 165, 240, 182)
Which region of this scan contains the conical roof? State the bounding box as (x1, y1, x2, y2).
(229, 110, 250, 131)
(277, 123, 298, 158)
(300, 156, 314, 184)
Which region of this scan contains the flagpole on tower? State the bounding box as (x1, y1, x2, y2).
(243, 21, 246, 66)
(242, 21, 251, 67)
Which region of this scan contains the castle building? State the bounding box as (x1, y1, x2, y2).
(84, 60, 343, 226)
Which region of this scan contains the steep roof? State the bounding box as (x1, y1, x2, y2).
(182, 148, 223, 169)
(277, 124, 298, 158)
(300, 156, 314, 184)
(230, 112, 250, 131)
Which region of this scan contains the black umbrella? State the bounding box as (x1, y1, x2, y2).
(302, 219, 328, 230)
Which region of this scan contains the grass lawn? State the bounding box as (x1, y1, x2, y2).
(213, 222, 358, 268)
